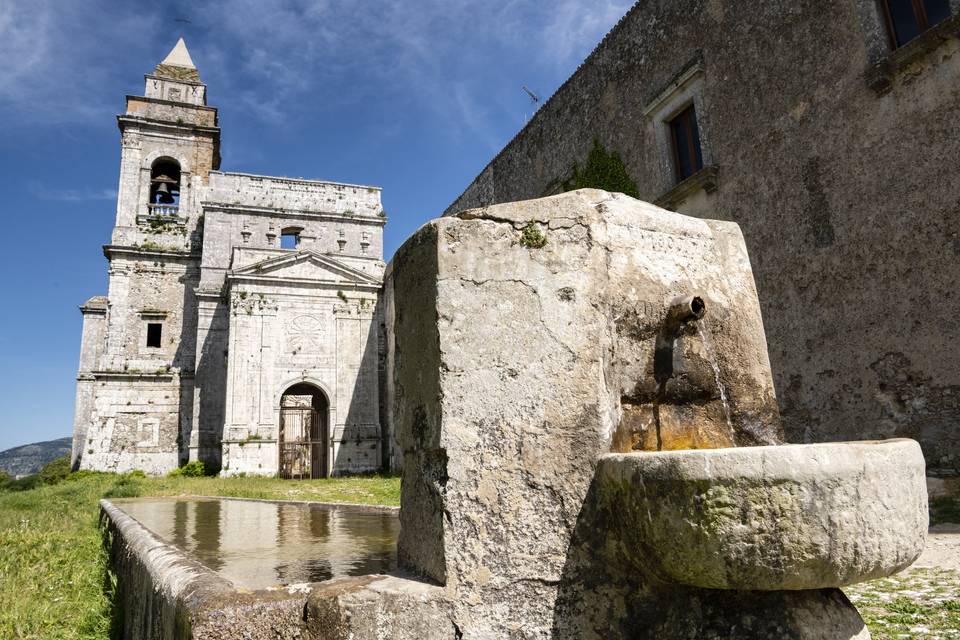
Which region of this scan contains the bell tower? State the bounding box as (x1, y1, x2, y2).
(73, 39, 222, 474)
(111, 37, 220, 246)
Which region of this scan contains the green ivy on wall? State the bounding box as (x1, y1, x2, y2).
(562, 139, 639, 198)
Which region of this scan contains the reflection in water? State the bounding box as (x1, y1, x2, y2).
(117, 498, 399, 590)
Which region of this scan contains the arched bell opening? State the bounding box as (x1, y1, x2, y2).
(279, 383, 330, 480)
(149, 157, 181, 216)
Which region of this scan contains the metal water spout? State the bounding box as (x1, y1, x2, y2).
(654, 295, 705, 385)
(652, 295, 706, 450)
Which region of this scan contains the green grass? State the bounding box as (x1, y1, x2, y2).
(846, 568, 960, 639)
(0, 470, 400, 640)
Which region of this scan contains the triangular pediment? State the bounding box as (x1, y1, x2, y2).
(229, 250, 381, 285)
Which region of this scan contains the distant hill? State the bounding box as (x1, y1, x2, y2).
(0, 437, 72, 477)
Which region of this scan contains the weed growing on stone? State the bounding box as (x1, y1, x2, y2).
(519, 222, 548, 249)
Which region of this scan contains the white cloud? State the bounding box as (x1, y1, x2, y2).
(0, 0, 163, 125)
(29, 182, 117, 202)
(0, 0, 632, 142)
(540, 0, 634, 63)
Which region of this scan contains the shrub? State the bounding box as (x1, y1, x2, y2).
(39, 455, 71, 486)
(103, 475, 142, 498)
(3, 475, 43, 492)
(562, 138, 639, 198)
(168, 461, 207, 477)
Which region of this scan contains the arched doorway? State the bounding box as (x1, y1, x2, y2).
(279, 383, 329, 479)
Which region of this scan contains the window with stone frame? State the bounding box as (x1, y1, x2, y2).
(668, 105, 704, 183)
(642, 59, 717, 203)
(880, 0, 952, 48)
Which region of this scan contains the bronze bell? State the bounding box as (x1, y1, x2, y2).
(155, 182, 175, 204)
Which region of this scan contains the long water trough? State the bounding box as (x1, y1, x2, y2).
(100, 497, 401, 638)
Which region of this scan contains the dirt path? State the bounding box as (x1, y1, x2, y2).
(914, 524, 960, 572)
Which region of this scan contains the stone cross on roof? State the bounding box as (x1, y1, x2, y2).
(155, 38, 200, 82)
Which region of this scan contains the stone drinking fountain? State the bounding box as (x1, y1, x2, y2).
(102, 189, 927, 639)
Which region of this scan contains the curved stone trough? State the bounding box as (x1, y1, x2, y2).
(596, 438, 928, 591)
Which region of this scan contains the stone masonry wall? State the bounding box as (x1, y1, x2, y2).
(446, 0, 960, 474)
(220, 282, 381, 477)
(196, 174, 385, 475)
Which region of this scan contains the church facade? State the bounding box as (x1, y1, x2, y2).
(71, 40, 387, 477)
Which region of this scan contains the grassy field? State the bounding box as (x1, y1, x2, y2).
(0, 468, 400, 640)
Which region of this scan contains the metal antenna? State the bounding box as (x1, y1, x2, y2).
(522, 86, 540, 124)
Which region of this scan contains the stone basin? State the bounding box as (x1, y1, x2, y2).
(596, 438, 928, 591)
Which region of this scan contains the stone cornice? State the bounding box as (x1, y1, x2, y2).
(201, 202, 386, 227)
(212, 170, 380, 191)
(226, 274, 382, 292)
(195, 288, 225, 300)
(126, 94, 215, 111)
(104, 244, 200, 261)
(80, 296, 109, 314)
(144, 73, 205, 87)
(90, 371, 177, 381)
(117, 114, 220, 136)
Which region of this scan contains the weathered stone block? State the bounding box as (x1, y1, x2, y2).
(386, 189, 795, 636)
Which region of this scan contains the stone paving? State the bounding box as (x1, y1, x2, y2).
(846, 524, 960, 639)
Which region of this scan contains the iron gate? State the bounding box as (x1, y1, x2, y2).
(279, 406, 326, 479)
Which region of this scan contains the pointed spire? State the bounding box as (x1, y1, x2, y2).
(161, 37, 196, 69)
(154, 38, 200, 82)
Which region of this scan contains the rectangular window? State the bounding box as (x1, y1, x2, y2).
(881, 0, 952, 48)
(281, 228, 301, 250)
(146, 323, 162, 348)
(669, 104, 704, 183)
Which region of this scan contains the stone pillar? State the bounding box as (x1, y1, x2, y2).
(72, 297, 108, 469)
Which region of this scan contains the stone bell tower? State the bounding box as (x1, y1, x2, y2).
(112, 37, 220, 243)
(72, 39, 220, 473)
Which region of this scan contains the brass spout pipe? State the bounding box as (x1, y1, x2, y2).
(654, 295, 707, 385)
(651, 295, 707, 451)
(664, 295, 706, 333)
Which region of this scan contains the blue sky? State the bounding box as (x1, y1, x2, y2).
(0, 0, 632, 451)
